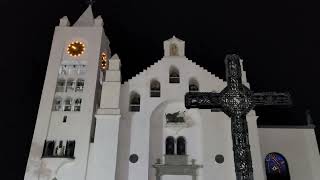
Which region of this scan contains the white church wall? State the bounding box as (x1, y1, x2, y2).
(24, 29, 65, 180)
(200, 110, 236, 180)
(87, 115, 121, 180)
(116, 51, 261, 180)
(247, 112, 267, 180)
(25, 23, 106, 180)
(48, 27, 104, 180)
(259, 128, 320, 180)
(86, 31, 111, 180)
(116, 82, 131, 180)
(87, 52, 122, 180)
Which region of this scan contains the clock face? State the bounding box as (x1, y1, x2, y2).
(100, 52, 108, 70)
(67, 41, 85, 57)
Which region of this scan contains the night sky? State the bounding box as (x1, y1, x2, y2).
(2, 0, 320, 179)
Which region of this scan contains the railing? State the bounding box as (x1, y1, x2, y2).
(130, 104, 140, 112)
(169, 77, 180, 83)
(150, 90, 160, 97)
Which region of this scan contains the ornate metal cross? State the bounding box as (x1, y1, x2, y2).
(185, 54, 292, 180)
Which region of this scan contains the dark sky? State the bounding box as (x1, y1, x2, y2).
(2, 0, 320, 179)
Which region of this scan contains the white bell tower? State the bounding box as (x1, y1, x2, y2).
(24, 6, 112, 180)
(89, 54, 122, 180)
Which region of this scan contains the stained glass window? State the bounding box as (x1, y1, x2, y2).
(265, 152, 290, 180)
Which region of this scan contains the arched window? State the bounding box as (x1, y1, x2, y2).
(165, 136, 175, 155)
(150, 79, 160, 97)
(75, 79, 84, 92)
(170, 43, 179, 56)
(52, 97, 62, 111)
(265, 152, 290, 180)
(129, 92, 140, 112)
(56, 79, 66, 92)
(66, 78, 75, 92)
(64, 97, 72, 111)
(169, 66, 180, 83)
(189, 78, 199, 92)
(74, 98, 82, 112)
(177, 136, 186, 155)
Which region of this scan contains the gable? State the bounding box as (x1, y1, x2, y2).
(122, 56, 227, 93)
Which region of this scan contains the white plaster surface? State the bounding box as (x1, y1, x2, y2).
(259, 128, 320, 180)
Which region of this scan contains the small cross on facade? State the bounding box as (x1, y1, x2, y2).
(185, 54, 292, 180)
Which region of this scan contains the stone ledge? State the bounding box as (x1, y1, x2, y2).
(96, 108, 120, 115)
(258, 124, 315, 129)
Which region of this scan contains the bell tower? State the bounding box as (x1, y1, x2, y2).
(24, 6, 111, 180)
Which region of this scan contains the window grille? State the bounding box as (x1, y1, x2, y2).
(169, 67, 180, 83)
(64, 98, 72, 111)
(52, 97, 62, 111)
(66, 79, 75, 92)
(150, 80, 161, 97)
(74, 98, 82, 112)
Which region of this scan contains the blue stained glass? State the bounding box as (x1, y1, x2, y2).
(265, 153, 289, 176)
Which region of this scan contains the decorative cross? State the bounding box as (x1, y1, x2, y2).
(185, 54, 292, 180)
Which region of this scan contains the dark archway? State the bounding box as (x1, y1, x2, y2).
(165, 136, 175, 155)
(169, 66, 180, 83)
(189, 78, 199, 92)
(265, 152, 290, 180)
(129, 91, 140, 112)
(150, 79, 161, 97)
(177, 136, 186, 155)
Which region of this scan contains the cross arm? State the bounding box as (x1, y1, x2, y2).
(225, 54, 243, 86)
(252, 92, 292, 106)
(185, 92, 221, 109)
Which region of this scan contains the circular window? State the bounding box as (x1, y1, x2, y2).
(129, 154, 139, 163)
(215, 154, 224, 164)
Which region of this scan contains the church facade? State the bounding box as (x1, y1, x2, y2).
(24, 6, 320, 180)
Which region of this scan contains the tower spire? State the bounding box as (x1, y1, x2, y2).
(73, 4, 95, 26)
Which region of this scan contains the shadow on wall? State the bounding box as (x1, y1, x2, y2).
(115, 86, 132, 180)
(149, 101, 168, 180)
